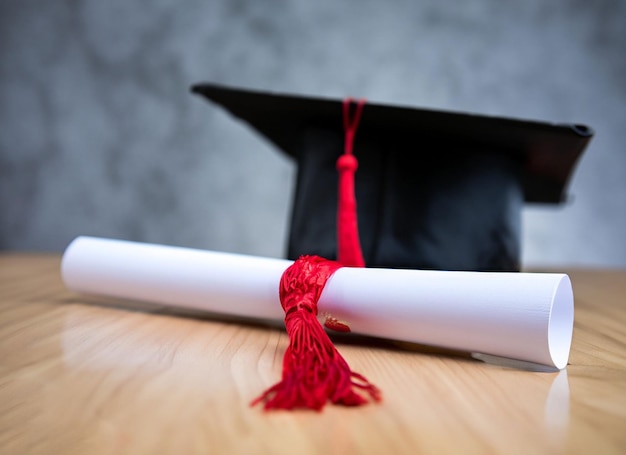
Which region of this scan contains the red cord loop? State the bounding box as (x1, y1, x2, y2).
(336, 98, 366, 268)
(342, 98, 365, 155)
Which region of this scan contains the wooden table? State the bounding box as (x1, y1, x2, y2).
(1, 254, 625, 454)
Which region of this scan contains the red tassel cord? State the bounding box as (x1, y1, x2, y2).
(251, 256, 381, 411)
(336, 98, 366, 268)
(252, 99, 379, 411)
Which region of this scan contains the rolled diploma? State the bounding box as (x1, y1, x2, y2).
(61, 236, 573, 369)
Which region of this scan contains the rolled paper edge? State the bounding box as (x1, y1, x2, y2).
(547, 275, 574, 369)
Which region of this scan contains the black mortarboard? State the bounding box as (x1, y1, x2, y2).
(191, 82, 593, 272)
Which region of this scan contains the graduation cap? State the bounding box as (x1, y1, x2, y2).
(191, 82, 593, 272)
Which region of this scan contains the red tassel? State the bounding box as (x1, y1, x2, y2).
(252, 99, 379, 411)
(336, 98, 366, 268)
(252, 256, 381, 411)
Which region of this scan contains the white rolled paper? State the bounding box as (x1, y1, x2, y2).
(61, 236, 574, 369)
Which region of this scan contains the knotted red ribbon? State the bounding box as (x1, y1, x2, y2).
(251, 256, 381, 411)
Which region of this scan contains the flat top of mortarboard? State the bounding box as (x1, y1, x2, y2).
(191, 82, 593, 203)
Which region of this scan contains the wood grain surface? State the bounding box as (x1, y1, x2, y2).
(1, 254, 625, 454)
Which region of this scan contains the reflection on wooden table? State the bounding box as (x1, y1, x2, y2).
(1, 255, 625, 454)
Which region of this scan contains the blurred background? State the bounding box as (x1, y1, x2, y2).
(1, 0, 624, 268)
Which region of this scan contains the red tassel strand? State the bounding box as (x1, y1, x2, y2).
(252, 256, 381, 411)
(336, 98, 366, 268)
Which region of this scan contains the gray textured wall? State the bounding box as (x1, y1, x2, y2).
(1, 0, 625, 267)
